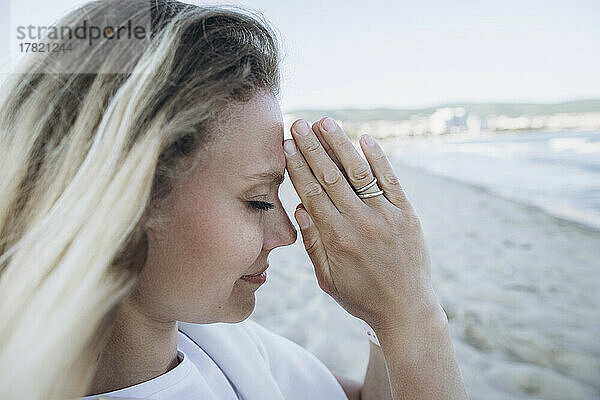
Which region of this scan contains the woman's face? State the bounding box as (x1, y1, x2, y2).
(136, 91, 297, 324)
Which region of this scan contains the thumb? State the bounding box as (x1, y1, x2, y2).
(294, 206, 331, 291)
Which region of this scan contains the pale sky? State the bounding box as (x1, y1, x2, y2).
(3, 0, 600, 112)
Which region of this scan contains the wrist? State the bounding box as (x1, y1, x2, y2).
(372, 301, 449, 342)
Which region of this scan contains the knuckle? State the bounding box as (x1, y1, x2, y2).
(381, 173, 401, 188)
(352, 208, 374, 227)
(288, 158, 305, 170)
(381, 208, 404, 230)
(372, 151, 387, 163)
(361, 214, 390, 241)
(327, 227, 353, 251)
(360, 213, 383, 236)
(322, 168, 342, 186)
(328, 131, 348, 146)
(389, 207, 422, 232)
(349, 163, 371, 182)
(304, 139, 321, 154)
(338, 137, 354, 152)
(377, 206, 424, 242)
(303, 181, 324, 198)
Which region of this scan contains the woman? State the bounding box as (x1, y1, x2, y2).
(0, 0, 468, 399)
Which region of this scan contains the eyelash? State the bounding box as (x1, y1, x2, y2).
(248, 200, 275, 211)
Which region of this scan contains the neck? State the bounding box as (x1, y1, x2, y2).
(86, 298, 179, 396)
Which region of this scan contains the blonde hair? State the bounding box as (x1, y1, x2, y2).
(0, 1, 280, 398)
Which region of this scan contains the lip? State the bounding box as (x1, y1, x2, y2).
(242, 264, 269, 277)
(240, 271, 266, 284)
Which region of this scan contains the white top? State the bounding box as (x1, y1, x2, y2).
(81, 318, 348, 400)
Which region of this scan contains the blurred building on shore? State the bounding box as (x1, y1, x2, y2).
(284, 109, 600, 140)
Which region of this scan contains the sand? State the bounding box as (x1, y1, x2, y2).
(249, 143, 600, 400)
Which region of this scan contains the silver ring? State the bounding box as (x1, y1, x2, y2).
(357, 189, 384, 199)
(354, 177, 378, 193)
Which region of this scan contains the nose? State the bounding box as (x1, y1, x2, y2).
(263, 202, 297, 251)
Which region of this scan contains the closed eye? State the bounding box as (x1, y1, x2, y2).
(248, 200, 275, 211)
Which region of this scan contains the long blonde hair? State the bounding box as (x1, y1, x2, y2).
(0, 1, 280, 398)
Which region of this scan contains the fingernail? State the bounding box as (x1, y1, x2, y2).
(283, 139, 297, 155)
(363, 133, 375, 146)
(294, 120, 309, 136)
(322, 117, 336, 133)
(296, 210, 310, 228)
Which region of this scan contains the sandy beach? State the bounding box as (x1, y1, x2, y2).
(249, 147, 600, 400)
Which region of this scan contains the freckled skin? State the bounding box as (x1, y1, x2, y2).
(138, 91, 298, 324)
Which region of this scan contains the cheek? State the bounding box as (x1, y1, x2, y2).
(180, 199, 264, 281)
(141, 194, 266, 320)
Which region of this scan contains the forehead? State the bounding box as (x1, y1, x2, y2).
(203, 92, 285, 180)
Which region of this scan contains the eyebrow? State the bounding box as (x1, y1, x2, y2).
(242, 170, 285, 185)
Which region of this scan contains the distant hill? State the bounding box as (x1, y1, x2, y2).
(287, 99, 600, 122)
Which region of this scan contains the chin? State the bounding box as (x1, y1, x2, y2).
(189, 280, 257, 324)
(219, 309, 253, 324)
(218, 290, 256, 323)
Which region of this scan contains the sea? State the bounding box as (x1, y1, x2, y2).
(383, 130, 600, 230)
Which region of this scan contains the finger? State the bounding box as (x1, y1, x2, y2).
(317, 117, 388, 208)
(358, 133, 414, 212)
(294, 206, 333, 292)
(291, 119, 365, 213)
(284, 138, 341, 229)
(312, 119, 354, 184)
